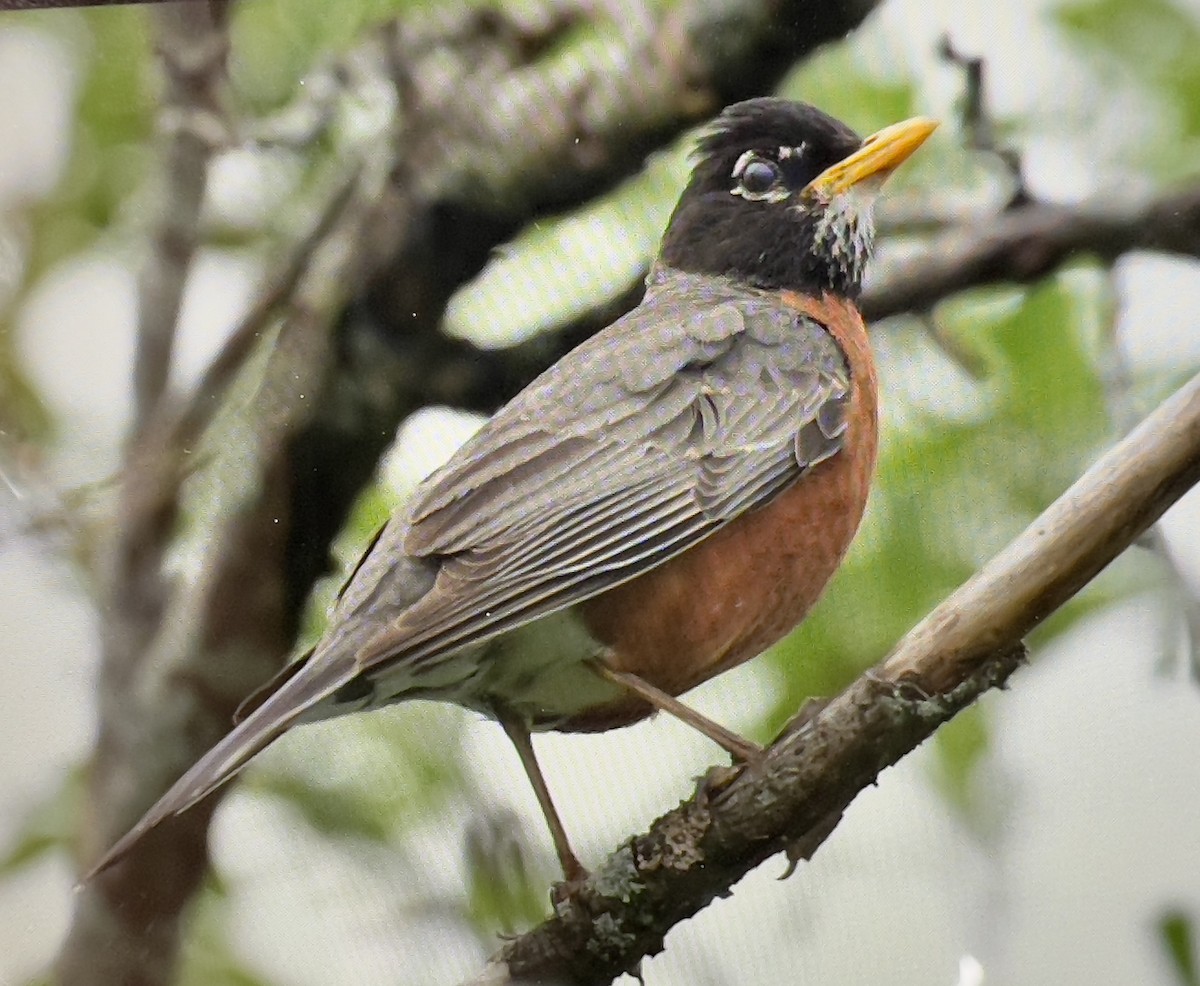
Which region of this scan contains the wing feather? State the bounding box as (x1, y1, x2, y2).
(344, 271, 853, 678)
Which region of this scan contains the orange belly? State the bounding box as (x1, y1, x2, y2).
(566, 294, 878, 731)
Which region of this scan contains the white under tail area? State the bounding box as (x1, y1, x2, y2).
(80, 652, 358, 882)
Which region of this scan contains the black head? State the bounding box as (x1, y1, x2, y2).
(659, 98, 936, 299)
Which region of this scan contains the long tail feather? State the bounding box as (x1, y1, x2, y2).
(80, 651, 358, 883)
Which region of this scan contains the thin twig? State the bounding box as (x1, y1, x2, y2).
(938, 34, 1028, 207)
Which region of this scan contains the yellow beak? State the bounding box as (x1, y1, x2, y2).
(804, 116, 939, 198)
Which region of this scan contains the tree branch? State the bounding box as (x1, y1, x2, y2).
(132, 1, 231, 436)
(468, 370, 1200, 984)
(340, 178, 1200, 432)
(937, 34, 1027, 206)
(861, 183, 1200, 320)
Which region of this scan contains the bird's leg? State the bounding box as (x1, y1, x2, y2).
(590, 661, 764, 764)
(496, 711, 587, 885)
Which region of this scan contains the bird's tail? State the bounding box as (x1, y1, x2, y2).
(80, 648, 358, 883)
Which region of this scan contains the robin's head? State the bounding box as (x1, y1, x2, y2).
(659, 99, 937, 299)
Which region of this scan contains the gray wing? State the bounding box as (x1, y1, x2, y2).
(353, 272, 851, 671)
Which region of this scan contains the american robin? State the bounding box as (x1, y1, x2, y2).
(87, 99, 936, 883)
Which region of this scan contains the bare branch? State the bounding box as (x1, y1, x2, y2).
(939, 35, 995, 154)
(472, 370, 1200, 984)
(882, 374, 1200, 683)
(165, 164, 364, 453)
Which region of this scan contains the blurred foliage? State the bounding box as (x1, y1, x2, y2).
(1160, 909, 1200, 986)
(445, 150, 686, 347)
(230, 0, 412, 110)
(1056, 0, 1200, 179)
(463, 810, 549, 933)
(28, 8, 153, 272)
(0, 765, 84, 876)
(0, 7, 154, 447)
(248, 705, 470, 844)
(176, 876, 276, 986)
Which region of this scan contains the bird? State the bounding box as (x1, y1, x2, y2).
(86, 98, 937, 885)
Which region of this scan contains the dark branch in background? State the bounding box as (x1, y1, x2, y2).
(860, 184, 1200, 320)
(465, 369, 1200, 985)
(59, 2, 885, 985)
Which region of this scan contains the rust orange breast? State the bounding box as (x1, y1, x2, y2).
(567, 293, 878, 731)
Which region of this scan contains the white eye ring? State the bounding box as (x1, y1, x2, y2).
(731, 152, 787, 202)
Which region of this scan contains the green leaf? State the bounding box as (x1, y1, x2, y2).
(929, 705, 990, 821)
(1159, 909, 1200, 986)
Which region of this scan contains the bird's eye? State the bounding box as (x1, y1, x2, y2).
(741, 160, 779, 193)
(731, 154, 784, 201)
